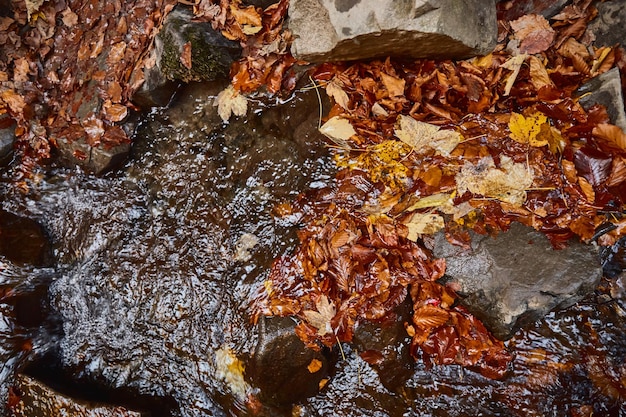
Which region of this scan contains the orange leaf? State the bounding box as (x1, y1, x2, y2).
(380, 73, 405, 97)
(528, 56, 554, 91)
(578, 176, 595, 203)
(307, 359, 323, 373)
(413, 305, 450, 330)
(593, 123, 626, 151)
(103, 100, 128, 122)
(181, 42, 192, 70)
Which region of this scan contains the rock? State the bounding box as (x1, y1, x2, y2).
(352, 299, 414, 392)
(247, 317, 331, 407)
(56, 136, 131, 175)
(496, 0, 570, 21)
(576, 68, 626, 132)
(287, 0, 497, 62)
(0, 209, 51, 267)
(8, 374, 146, 417)
(432, 222, 603, 340)
(0, 113, 16, 164)
(586, 0, 626, 48)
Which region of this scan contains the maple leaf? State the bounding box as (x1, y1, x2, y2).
(403, 212, 445, 241)
(394, 115, 461, 156)
(325, 78, 350, 110)
(508, 112, 549, 147)
(303, 295, 336, 336)
(319, 116, 356, 148)
(456, 156, 534, 207)
(215, 85, 248, 122)
(510, 14, 555, 54)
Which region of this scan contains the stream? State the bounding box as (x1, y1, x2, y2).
(1, 81, 625, 417)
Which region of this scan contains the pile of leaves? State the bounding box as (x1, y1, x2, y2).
(252, 0, 626, 378)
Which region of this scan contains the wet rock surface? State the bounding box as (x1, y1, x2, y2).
(9, 374, 145, 417)
(0, 114, 15, 164)
(432, 222, 603, 340)
(586, 0, 626, 48)
(288, 0, 497, 62)
(0, 210, 52, 267)
(576, 67, 626, 131)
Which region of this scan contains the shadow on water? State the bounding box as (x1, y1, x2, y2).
(0, 80, 625, 417)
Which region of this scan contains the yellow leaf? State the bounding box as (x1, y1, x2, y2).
(319, 116, 356, 147)
(230, 3, 262, 27)
(508, 112, 548, 147)
(403, 212, 445, 241)
(536, 123, 567, 154)
(406, 193, 453, 211)
(215, 85, 248, 122)
(303, 295, 336, 336)
(394, 115, 461, 156)
(326, 78, 350, 110)
(456, 156, 533, 207)
(355, 140, 411, 189)
(215, 346, 249, 400)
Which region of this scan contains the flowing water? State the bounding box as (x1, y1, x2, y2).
(0, 81, 625, 417)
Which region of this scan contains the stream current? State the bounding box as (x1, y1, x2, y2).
(0, 81, 625, 416)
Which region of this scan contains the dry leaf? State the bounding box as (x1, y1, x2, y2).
(528, 56, 554, 91)
(181, 42, 192, 70)
(501, 54, 528, 96)
(381, 73, 405, 97)
(61, 7, 78, 27)
(319, 116, 356, 147)
(103, 100, 128, 122)
(215, 85, 248, 122)
(508, 112, 549, 147)
(394, 115, 461, 156)
(593, 123, 626, 151)
(13, 58, 30, 83)
(108, 42, 127, 65)
(307, 359, 323, 373)
(303, 295, 336, 336)
(25, 0, 44, 20)
(403, 213, 445, 241)
(1, 90, 27, 114)
(510, 14, 555, 54)
(456, 156, 533, 207)
(326, 78, 350, 110)
(559, 37, 590, 59)
(371, 102, 389, 117)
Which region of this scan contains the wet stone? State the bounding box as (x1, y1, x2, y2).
(288, 0, 497, 62)
(432, 222, 603, 340)
(576, 67, 626, 132)
(8, 374, 146, 417)
(0, 210, 51, 267)
(247, 316, 332, 407)
(586, 0, 626, 49)
(0, 113, 15, 164)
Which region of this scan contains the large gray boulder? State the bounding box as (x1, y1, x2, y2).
(576, 68, 626, 132)
(432, 222, 602, 340)
(288, 0, 497, 62)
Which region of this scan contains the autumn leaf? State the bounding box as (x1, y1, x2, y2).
(326, 78, 350, 110)
(307, 359, 323, 373)
(528, 56, 554, 91)
(501, 54, 528, 96)
(25, 0, 44, 20)
(1, 90, 27, 114)
(508, 112, 549, 147)
(319, 116, 356, 148)
(230, 3, 262, 35)
(61, 7, 79, 27)
(593, 123, 626, 151)
(394, 115, 461, 156)
(303, 295, 336, 336)
(102, 100, 128, 122)
(456, 156, 534, 206)
(215, 85, 248, 122)
(406, 193, 453, 211)
(351, 140, 411, 189)
(413, 305, 450, 330)
(510, 14, 555, 54)
(380, 73, 405, 97)
(403, 212, 445, 241)
(181, 42, 192, 70)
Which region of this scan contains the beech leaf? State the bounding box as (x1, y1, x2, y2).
(394, 115, 461, 156)
(528, 56, 554, 91)
(403, 213, 445, 241)
(303, 295, 336, 336)
(510, 14, 555, 54)
(381, 73, 405, 97)
(215, 85, 248, 122)
(326, 78, 350, 110)
(593, 123, 626, 151)
(501, 54, 528, 96)
(319, 116, 356, 147)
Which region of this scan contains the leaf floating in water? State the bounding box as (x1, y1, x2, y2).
(215, 85, 248, 122)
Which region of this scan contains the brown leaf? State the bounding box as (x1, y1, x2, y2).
(578, 176, 595, 203)
(593, 123, 626, 151)
(413, 305, 450, 330)
(181, 42, 192, 70)
(1, 90, 27, 114)
(61, 7, 78, 27)
(528, 56, 554, 91)
(82, 115, 104, 147)
(13, 58, 30, 83)
(103, 100, 128, 122)
(510, 14, 555, 54)
(607, 157, 626, 187)
(326, 78, 350, 110)
(381, 73, 405, 97)
(303, 295, 336, 336)
(107, 41, 127, 65)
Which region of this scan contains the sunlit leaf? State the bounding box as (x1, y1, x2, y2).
(303, 295, 336, 336)
(394, 115, 461, 156)
(215, 85, 248, 122)
(319, 116, 356, 147)
(508, 112, 548, 147)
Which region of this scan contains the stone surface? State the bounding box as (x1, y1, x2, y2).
(496, 0, 570, 21)
(288, 0, 497, 62)
(56, 137, 131, 175)
(0, 114, 15, 163)
(576, 67, 626, 132)
(352, 299, 414, 392)
(247, 317, 331, 407)
(0, 209, 51, 267)
(432, 222, 603, 340)
(9, 374, 146, 417)
(586, 0, 626, 48)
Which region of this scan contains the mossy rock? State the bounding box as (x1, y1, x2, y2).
(158, 8, 241, 83)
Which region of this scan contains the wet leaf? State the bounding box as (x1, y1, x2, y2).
(307, 359, 323, 373)
(1, 90, 27, 114)
(508, 112, 548, 147)
(406, 193, 453, 211)
(319, 116, 356, 147)
(500, 54, 528, 96)
(578, 176, 595, 203)
(326, 78, 350, 110)
(510, 14, 555, 54)
(394, 115, 461, 156)
(181, 41, 192, 70)
(215, 85, 248, 122)
(413, 305, 450, 330)
(403, 212, 445, 241)
(303, 295, 336, 336)
(593, 123, 626, 151)
(528, 56, 554, 90)
(102, 100, 128, 122)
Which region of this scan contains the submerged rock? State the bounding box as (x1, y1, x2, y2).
(432, 222, 603, 340)
(0, 210, 51, 267)
(288, 0, 497, 62)
(8, 374, 145, 417)
(247, 317, 331, 407)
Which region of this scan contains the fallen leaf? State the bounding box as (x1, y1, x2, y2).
(61, 7, 78, 27)
(215, 85, 248, 122)
(307, 359, 323, 373)
(528, 56, 554, 91)
(1, 90, 27, 114)
(303, 295, 336, 336)
(510, 14, 555, 54)
(108, 42, 127, 65)
(403, 212, 445, 241)
(501, 54, 528, 96)
(102, 100, 128, 122)
(456, 156, 533, 206)
(578, 176, 595, 203)
(13, 58, 30, 83)
(181, 42, 192, 70)
(319, 116, 356, 147)
(25, 0, 44, 20)
(413, 305, 450, 330)
(371, 102, 389, 117)
(536, 123, 567, 154)
(406, 193, 453, 211)
(381, 72, 405, 97)
(593, 123, 626, 151)
(326, 78, 350, 110)
(394, 115, 461, 156)
(508, 112, 548, 147)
